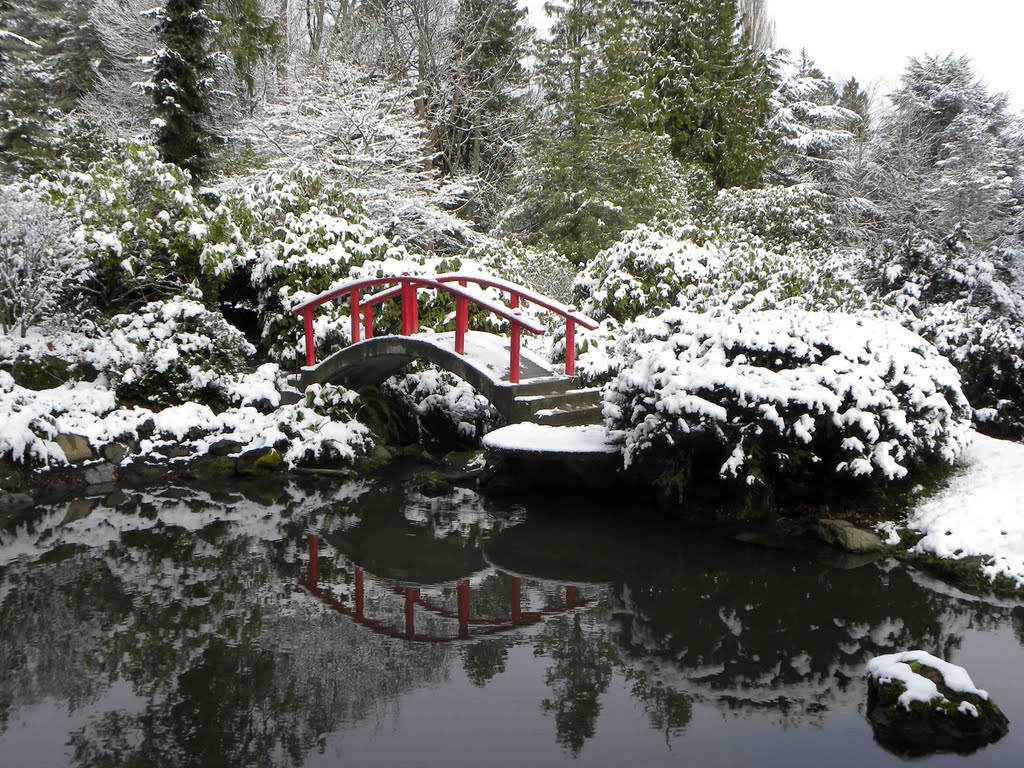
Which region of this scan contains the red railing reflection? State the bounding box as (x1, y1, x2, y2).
(300, 534, 590, 643)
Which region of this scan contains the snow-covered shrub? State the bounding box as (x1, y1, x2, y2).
(913, 303, 1024, 439)
(707, 185, 838, 253)
(574, 186, 863, 324)
(104, 295, 255, 408)
(28, 143, 241, 310)
(0, 187, 89, 336)
(247, 187, 410, 365)
(384, 365, 500, 451)
(604, 309, 972, 517)
(0, 372, 373, 468)
(870, 229, 1024, 439)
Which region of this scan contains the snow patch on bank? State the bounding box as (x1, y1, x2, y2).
(906, 432, 1024, 588)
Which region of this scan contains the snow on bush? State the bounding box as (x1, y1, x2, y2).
(574, 186, 865, 324)
(0, 187, 89, 337)
(104, 295, 256, 408)
(28, 143, 241, 310)
(911, 303, 1024, 439)
(871, 230, 1024, 439)
(384, 365, 500, 451)
(603, 309, 972, 515)
(247, 187, 410, 365)
(0, 372, 374, 468)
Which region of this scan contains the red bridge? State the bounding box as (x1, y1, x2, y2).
(289, 273, 603, 425)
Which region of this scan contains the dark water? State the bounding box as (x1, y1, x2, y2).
(1, 477, 1022, 768)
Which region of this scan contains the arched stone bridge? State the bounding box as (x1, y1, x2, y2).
(288, 274, 603, 425)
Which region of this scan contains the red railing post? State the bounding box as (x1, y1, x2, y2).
(509, 316, 521, 384)
(511, 576, 521, 625)
(355, 567, 364, 619)
(350, 288, 361, 344)
(565, 317, 576, 377)
(455, 296, 468, 354)
(566, 586, 577, 610)
(302, 309, 316, 367)
(400, 276, 420, 335)
(405, 587, 418, 639)
(400, 274, 411, 335)
(363, 305, 374, 339)
(457, 579, 470, 639)
(308, 535, 319, 586)
(409, 282, 419, 334)
(510, 292, 520, 309)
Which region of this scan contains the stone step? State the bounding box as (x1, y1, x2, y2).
(530, 404, 604, 427)
(510, 376, 578, 397)
(279, 387, 304, 406)
(512, 388, 601, 419)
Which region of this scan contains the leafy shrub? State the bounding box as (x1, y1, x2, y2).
(574, 185, 865, 324)
(384, 365, 500, 452)
(105, 295, 254, 408)
(604, 309, 972, 518)
(29, 143, 242, 311)
(912, 303, 1024, 439)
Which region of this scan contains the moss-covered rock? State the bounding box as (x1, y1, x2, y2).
(10, 355, 76, 390)
(866, 651, 1009, 756)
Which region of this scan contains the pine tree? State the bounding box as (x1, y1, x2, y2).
(142, 0, 223, 179)
(600, 0, 777, 189)
(769, 50, 859, 192)
(839, 77, 870, 139)
(0, 0, 103, 175)
(871, 54, 1022, 249)
(208, 0, 280, 114)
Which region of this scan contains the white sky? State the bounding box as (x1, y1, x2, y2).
(522, 0, 1024, 111)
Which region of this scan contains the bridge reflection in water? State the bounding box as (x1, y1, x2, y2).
(300, 533, 592, 643)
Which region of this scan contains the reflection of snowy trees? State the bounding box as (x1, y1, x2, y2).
(1, 482, 1021, 763)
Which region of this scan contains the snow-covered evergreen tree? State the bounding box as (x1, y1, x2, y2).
(599, 0, 777, 188)
(870, 54, 1023, 249)
(770, 51, 859, 194)
(141, 0, 224, 179)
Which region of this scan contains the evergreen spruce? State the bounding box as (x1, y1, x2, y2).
(600, 0, 777, 189)
(142, 0, 223, 179)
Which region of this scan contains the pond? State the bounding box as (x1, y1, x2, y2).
(1, 474, 1021, 767)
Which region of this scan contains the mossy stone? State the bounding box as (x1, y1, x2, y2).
(867, 662, 1009, 756)
(11, 355, 75, 390)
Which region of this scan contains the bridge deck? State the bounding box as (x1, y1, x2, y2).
(381, 330, 553, 383)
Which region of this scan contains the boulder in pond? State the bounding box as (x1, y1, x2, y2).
(866, 650, 1009, 756)
(815, 518, 883, 553)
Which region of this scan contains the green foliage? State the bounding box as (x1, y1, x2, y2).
(574, 184, 864, 324)
(142, 0, 223, 179)
(599, 0, 777, 188)
(105, 295, 254, 409)
(29, 143, 239, 311)
(505, 131, 702, 264)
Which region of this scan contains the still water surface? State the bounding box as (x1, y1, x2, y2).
(0, 477, 1021, 767)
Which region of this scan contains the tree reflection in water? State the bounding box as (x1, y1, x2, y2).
(0, 480, 1020, 765)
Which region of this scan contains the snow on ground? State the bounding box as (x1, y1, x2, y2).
(905, 432, 1024, 588)
(483, 424, 621, 454)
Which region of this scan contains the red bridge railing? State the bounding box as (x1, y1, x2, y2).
(290, 273, 598, 382)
